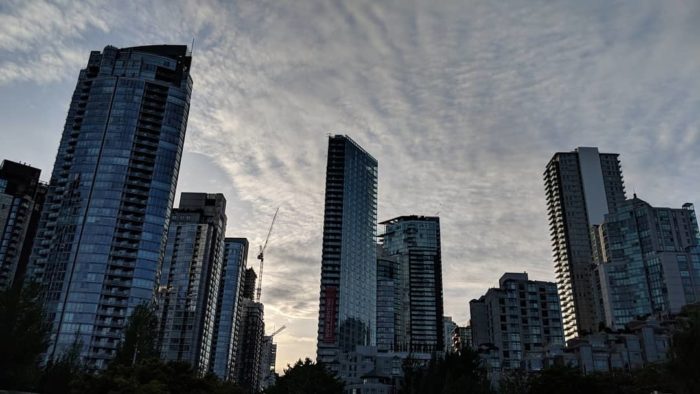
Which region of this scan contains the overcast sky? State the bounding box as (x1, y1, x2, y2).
(2, 0, 699, 371)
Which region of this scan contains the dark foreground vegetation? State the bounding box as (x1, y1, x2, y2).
(1, 285, 698, 393)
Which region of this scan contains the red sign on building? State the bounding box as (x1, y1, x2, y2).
(323, 286, 338, 343)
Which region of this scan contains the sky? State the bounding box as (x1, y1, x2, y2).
(1, 0, 700, 372)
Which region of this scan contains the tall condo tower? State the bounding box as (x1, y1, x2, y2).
(158, 193, 227, 374)
(317, 135, 378, 372)
(210, 238, 249, 380)
(379, 216, 444, 353)
(234, 267, 265, 390)
(28, 45, 192, 368)
(544, 147, 625, 339)
(0, 160, 46, 290)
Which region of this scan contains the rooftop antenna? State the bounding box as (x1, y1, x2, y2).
(190, 36, 195, 55)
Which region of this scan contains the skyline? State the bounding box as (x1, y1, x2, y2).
(2, 1, 700, 371)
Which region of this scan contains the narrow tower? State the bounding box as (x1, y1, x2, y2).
(544, 147, 625, 339)
(158, 193, 227, 374)
(317, 135, 378, 372)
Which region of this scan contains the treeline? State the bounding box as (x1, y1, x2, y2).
(0, 285, 344, 394)
(1, 285, 698, 393)
(402, 306, 700, 394)
(0, 285, 247, 393)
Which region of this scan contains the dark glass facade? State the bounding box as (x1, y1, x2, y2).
(0, 160, 45, 290)
(242, 267, 257, 300)
(234, 298, 265, 391)
(317, 135, 378, 370)
(544, 147, 625, 339)
(379, 216, 444, 353)
(592, 197, 700, 329)
(376, 245, 398, 352)
(157, 193, 226, 374)
(27, 45, 192, 368)
(210, 238, 248, 380)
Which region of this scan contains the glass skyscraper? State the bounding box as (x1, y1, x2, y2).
(379, 216, 444, 353)
(317, 135, 378, 371)
(591, 197, 700, 330)
(544, 147, 626, 339)
(157, 193, 226, 374)
(210, 237, 249, 380)
(27, 45, 192, 368)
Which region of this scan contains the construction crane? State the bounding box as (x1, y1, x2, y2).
(256, 207, 279, 302)
(268, 325, 286, 338)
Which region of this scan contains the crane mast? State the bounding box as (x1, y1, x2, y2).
(256, 207, 279, 301)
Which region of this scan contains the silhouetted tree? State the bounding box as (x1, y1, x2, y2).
(401, 349, 491, 394)
(526, 366, 596, 394)
(75, 358, 246, 394)
(39, 335, 87, 394)
(668, 305, 700, 394)
(498, 369, 530, 394)
(112, 302, 160, 366)
(264, 358, 344, 394)
(0, 283, 51, 390)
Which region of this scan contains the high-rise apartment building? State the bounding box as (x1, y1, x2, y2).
(242, 267, 257, 300)
(317, 135, 378, 370)
(27, 45, 192, 368)
(376, 245, 399, 352)
(235, 297, 265, 391)
(591, 197, 700, 330)
(470, 273, 564, 370)
(259, 334, 278, 390)
(544, 147, 626, 339)
(229, 265, 266, 390)
(443, 317, 457, 353)
(158, 193, 226, 374)
(0, 160, 45, 290)
(210, 238, 248, 380)
(379, 216, 444, 353)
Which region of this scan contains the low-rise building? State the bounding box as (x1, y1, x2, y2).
(544, 316, 673, 374)
(469, 273, 564, 371)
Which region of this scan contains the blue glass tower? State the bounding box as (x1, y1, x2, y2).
(210, 238, 249, 380)
(317, 135, 378, 372)
(28, 45, 192, 368)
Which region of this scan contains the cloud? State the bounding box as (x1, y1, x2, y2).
(2, 0, 700, 372)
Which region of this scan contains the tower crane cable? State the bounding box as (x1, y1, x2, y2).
(256, 207, 279, 301)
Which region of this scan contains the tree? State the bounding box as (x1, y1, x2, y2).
(525, 366, 596, 394)
(401, 349, 492, 394)
(668, 305, 700, 394)
(75, 358, 246, 394)
(39, 335, 87, 394)
(0, 283, 51, 390)
(264, 358, 344, 394)
(498, 369, 530, 394)
(112, 302, 160, 366)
